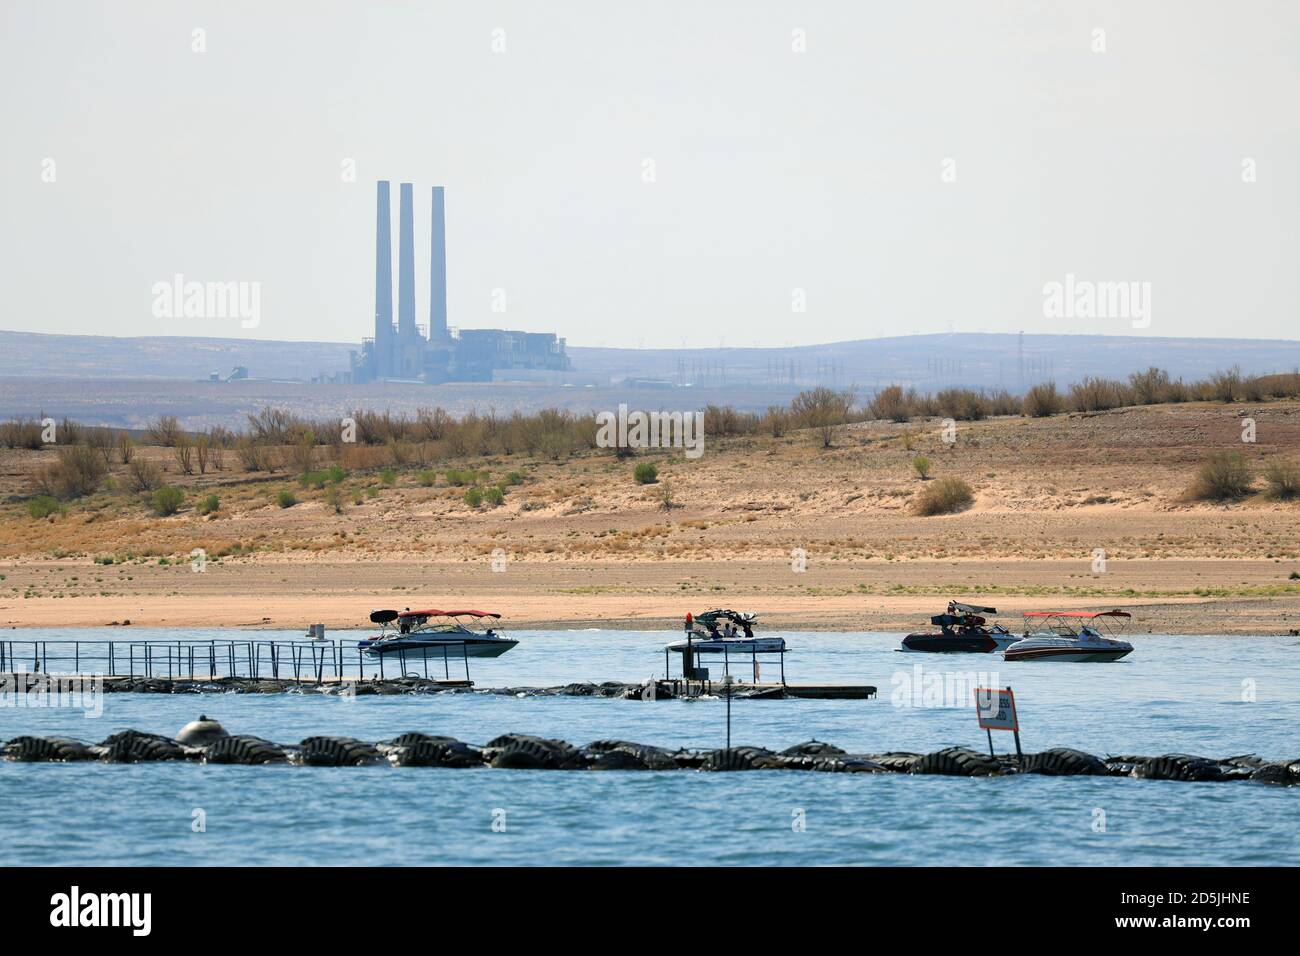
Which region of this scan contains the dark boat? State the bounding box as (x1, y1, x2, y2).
(899, 602, 1017, 653)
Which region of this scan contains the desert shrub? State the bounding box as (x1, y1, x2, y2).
(1189, 452, 1253, 501)
(444, 468, 482, 487)
(417, 469, 437, 487)
(26, 495, 64, 519)
(634, 462, 659, 484)
(1263, 459, 1300, 499)
(868, 385, 912, 423)
(1127, 367, 1171, 405)
(196, 493, 220, 515)
(463, 486, 483, 508)
(236, 437, 276, 472)
(1069, 377, 1128, 412)
(325, 485, 344, 513)
(790, 387, 856, 447)
(152, 486, 184, 516)
(935, 388, 987, 422)
(760, 405, 788, 437)
(147, 415, 182, 447)
(483, 485, 505, 508)
(0, 417, 45, 450)
(276, 489, 297, 508)
(378, 468, 397, 486)
(502, 471, 525, 486)
(116, 431, 135, 463)
(1021, 382, 1063, 417)
(173, 434, 195, 475)
(912, 477, 974, 516)
(127, 458, 163, 492)
(33, 444, 108, 499)
(1205, 367, 1242, 403)
(912, 455, 932, 479)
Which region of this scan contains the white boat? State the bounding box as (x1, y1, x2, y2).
(664, 610, 785, 656)
(357, 609, 518, 659)
(1003, 610, 1134, 662)
(665, 609, 787, 683)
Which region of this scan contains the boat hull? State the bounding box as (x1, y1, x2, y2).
(666, 637, 786, 655)
(900, 631, 1018, 653)
(358, 638, 518, 659)
(1004, 644, 1132, 663)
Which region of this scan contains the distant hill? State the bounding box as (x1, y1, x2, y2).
(3, 329, 1299, 393)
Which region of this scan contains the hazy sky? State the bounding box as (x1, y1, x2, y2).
(2, 1, 1297, 347)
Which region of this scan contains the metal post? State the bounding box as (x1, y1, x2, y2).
(463, 644, 470, 682)
(986, 728, 995, 758)
(725, 678, 732, 750)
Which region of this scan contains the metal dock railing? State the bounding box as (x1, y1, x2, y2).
(0, 638, 473, 683)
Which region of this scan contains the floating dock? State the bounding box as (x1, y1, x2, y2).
(0, 672, 874, 700)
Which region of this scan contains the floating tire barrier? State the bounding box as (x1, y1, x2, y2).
(3, 720, 1298, 785)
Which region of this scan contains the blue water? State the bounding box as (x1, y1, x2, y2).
(2, 629, 1298, 866)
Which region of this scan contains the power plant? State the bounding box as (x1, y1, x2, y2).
(350, 181, 568, 383)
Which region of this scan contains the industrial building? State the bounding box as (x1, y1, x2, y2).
(350, 181, 568, 383)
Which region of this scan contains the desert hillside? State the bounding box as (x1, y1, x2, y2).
(3, 399, 1300, 632)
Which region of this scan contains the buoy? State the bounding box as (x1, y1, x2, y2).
(176, 715, 228, 746)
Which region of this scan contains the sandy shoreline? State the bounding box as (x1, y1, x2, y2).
(4, 558, 1300, 635)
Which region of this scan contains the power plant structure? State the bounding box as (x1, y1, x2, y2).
(350, 181, 568, 383)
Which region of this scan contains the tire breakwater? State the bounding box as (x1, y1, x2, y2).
(3, 723, 1298, 784)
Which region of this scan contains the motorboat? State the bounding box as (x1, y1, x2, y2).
(1003, 609, 1134, 662)
(665, 609, 785, 656)
(900, 601, 1018, 653)
(357, 608, 518, 659)
(664, 609, 787, 683)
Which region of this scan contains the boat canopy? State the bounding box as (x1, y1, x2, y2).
(949, 601, 996, 615)
(693, 609, 758, 627)
(397, 608, 501, 619)
(1023, 610, 1131, 619)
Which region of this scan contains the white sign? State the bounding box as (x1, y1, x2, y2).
(974, 687, 1019, 732)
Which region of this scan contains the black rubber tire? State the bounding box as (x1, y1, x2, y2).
(492, 738, 557, 769)
(1132, 753, 1223, 782)
(873, 752, 922, 773)
(204, 735, 288, 765)
(2, 735, 94, 762)
(298, 736, 383, 767)
(392, 739, 484, 768)
(913, 747, 1002, 777)
(589, 749, 650, 770)
(99, 730, 186, 763)
(781, 740, 847, 757)
(702, 747, 774, 771)
(1249, 763, 1295, 785)
(385, 732, 459, 748)
(1021, 748, 1108, 776)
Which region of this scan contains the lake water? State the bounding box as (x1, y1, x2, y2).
(2, 628, 1297, 866)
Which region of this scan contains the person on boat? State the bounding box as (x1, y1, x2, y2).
(399, 608, 412, 635)
(722, 621, 737, 639)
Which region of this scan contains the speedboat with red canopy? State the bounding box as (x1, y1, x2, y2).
(1003, 609, 1134, 662)
(358, 608, 518, 659)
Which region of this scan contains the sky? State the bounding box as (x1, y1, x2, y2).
(1, 0, 1297, 348)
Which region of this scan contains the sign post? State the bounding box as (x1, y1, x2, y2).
(974, 686, 1022, 762)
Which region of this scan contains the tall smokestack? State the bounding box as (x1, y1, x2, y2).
(429, 186, 447, 342)
(374, 181, 393, 372)
(397, 182, 416, 337)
